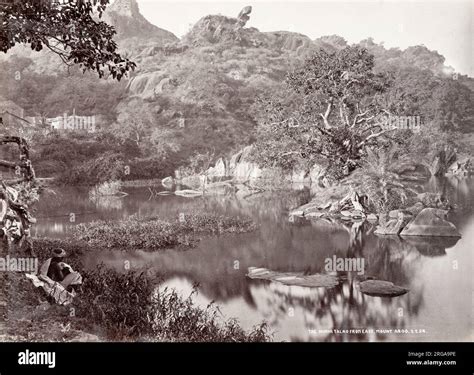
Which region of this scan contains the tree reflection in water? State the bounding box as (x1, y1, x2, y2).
(247, 220, 459, 342)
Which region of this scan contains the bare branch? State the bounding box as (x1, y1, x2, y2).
(357, 128, 398, 148)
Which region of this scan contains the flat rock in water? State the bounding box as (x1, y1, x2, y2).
(359, 280, 409, 297)
(247, 267, 340, 288)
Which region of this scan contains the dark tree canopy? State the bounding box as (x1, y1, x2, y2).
(0, 0, 135, 80)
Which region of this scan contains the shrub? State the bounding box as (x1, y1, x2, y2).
(74, 266, 270, 342)
(89, 180, 123, 199)
(347, 145, 419, 212)
(57, 152, 125, 186)
(122, 156, 176, 181)
(11, 181, 41, 207)
(26, 239, 270, 342)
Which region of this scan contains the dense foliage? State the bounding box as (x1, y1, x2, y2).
(251, 46, 394, 179)
(251, 45, 473, 181)
(347, 146, 420, 212)
(75, 266, 269, 341)
(30, 238, 269, 342)
(0, 0, 135, 80)
(0, 8, 472, 184)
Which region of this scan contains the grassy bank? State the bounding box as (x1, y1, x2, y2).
(73, 213, 258, 251)
(0, 238, 269, 342)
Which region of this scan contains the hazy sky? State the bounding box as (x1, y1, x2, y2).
(134, 0, 473, 76)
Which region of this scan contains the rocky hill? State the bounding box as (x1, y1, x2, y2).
(1, 2, 472, 173)
(103, 0, 178, 42)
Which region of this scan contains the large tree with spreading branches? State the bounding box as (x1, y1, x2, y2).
(252, 46, 397, 180)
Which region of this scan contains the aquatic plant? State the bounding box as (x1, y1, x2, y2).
(89, 180, 125, 200)
(73, 213, 258, 251)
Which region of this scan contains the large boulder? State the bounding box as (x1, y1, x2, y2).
(309, 164, 327, 187)
(232, 146, 263, 182)
(237, 6, 252, 27)
(161, 176, 175, 189)
(234, 160, 262, 182)
(103, 0, 179, 42)
(206, 157, 229, 179)
(400, 208, 461, 237)
(127, 71, 174, 99)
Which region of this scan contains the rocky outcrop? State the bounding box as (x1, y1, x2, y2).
(183, 14, 251, 46)
(103, 0, 178, 42)
(237, 6, 252, 27)
(400, 208, 461, 237)
(231, 146, 264, 182)
(127, 71, 176, 99)
(183, 12, 313, 53)
(164, 145, 323, 191)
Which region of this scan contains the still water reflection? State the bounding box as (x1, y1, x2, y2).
(34, 177, 473, 342)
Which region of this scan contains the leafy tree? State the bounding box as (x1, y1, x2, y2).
(429, 79, 474, 132)
(380, 67, 474, 133)
(252, 46, 394, 179)
(0, 0, 135, 80)
(114, 99, 156, 148)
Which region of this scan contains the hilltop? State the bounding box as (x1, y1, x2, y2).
(0, 2, 472, 181)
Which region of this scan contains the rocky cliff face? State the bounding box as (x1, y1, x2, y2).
(103, 0, 178, 42)
(166, 145, 330, 192)
(183, 10, 312, 54)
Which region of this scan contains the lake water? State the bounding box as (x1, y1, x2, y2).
(34, 178, 474, 342)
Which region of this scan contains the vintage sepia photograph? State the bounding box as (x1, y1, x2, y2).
(0, 0, 472, 368)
